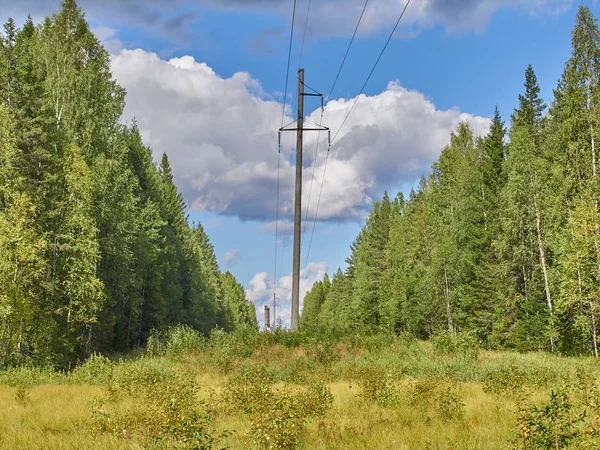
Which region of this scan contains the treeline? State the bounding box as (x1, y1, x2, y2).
(302, 6, 600, 356)
(0, 0, 257, 369)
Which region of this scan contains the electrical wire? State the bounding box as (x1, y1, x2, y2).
(298, 0, 313, 69)
(302, 0, 412, 281)
(331, 0, 412, 144)
(274, 0, 299, 322)
(301, 0, 370, 248)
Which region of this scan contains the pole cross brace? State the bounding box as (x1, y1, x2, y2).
(278, 126, 331, 147)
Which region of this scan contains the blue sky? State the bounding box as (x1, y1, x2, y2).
(2, 0, 595, 326)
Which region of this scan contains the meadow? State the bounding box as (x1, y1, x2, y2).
(1, 326, 599, 450)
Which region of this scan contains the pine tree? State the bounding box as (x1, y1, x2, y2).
(495, 65, 555, 351)
(0, 18, 18, 107)
(221, 271, 258, 330)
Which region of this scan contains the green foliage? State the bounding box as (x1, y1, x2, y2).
(91, 368, 219, 449)
(222, 362, 333, 449)
(299, 7, 600, 357)
(207, 326, 261, 372)
(0, 365, 66, 386)
(71, 353, 112, 385)
(146, 325, 206, 358)
(357, 365, 401, 406)
(0, 1, 257, 369)
(431, 331, 479, 361)
(512, 383, 600, 449)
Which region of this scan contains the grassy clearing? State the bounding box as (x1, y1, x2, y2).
(1, 327, 600, 449)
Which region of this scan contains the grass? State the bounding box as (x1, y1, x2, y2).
(1, 327, 600, 449)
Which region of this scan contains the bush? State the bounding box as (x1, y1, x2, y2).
(483, 358, 560, 397)
(406, 378, 465, 421)
(309, 339, 341, 367)
(207, 326, 260, 372)
(146, 325, 206, 358)
(357, 365, 400, 407)
(91, 368, 220, 449)
(222, 363, 333, 449)
(71, 353, 112, 384)
(110, 357, 176, 387)
(436, 384, 465, 420)
(0, 365, 66, 386)
(431, 330, 479, 361)
(512, 373, 600, 449)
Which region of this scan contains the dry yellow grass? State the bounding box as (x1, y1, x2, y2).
(0, 374, 525, 450)
(1, 336, 595, 450)
(0, 385, 138, 449)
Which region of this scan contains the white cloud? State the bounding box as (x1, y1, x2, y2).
(91, 26, 123, 54)
(0, 0, 574, 42)
(110, 49, 490, 224)
(246, 262, 328, 328)
(223, 248, 240, 267)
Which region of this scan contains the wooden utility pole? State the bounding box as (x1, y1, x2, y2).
(278, 68, 329, 330)
(291, 68, 305, 330)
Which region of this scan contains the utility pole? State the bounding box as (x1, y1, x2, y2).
(291, 68, 305, 330)
(273, 293, 277, 329)
(264, 305, 271, 329)
(278, 68, 329, 330)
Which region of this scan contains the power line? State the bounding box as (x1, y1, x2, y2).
(301, 0, 370, 251)
(326, 0, 370, 102)
(303, 141, 330, 272)
(303, 0, 412, 280)
(298, 0, 313, 69)
(274, 0, 298, 309)
(280, 0, 298, 128)
(331, 0, 412, 144)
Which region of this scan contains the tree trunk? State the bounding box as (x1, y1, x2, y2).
(535, 204, 555, 352)
(444, 263, 454, 332)
(528, 161, 555, 352)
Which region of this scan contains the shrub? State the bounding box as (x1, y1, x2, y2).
(513, 389, 583, 449)
(91, 369, 220, 449)
(512, 374, 600, 449)
(208, 327, 258, 372)
(71, 353, 112, 384)
(146, 325, 206, 358)
(249, 382, 334, 449)
(431, 330, 479, 361)
(482, 362, 528, 397)
(309, 340, 341, 367)
(357, 365, 400, 407)
(0, 365, 66, 386)
(223, 363, 333, 449)
(483, 358, 559, 397)
(405, 378, 465, 421)
(436, 384, 465, 420)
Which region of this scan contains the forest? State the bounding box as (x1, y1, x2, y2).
(301, 5, 600, 357)
(5, 2, 600, 449)
(0, 0, 257, 370)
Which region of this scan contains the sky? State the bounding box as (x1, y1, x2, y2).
(1, 0, 597, 328)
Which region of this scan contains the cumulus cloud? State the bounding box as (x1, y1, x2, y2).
(0, 0, 196, 42)
(246, 262, 328, 328)
(110, 48, 490, 223)
(0, 0, 574, 41)
(223, 249, 241, 268)
(91, 26, 123, 54)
